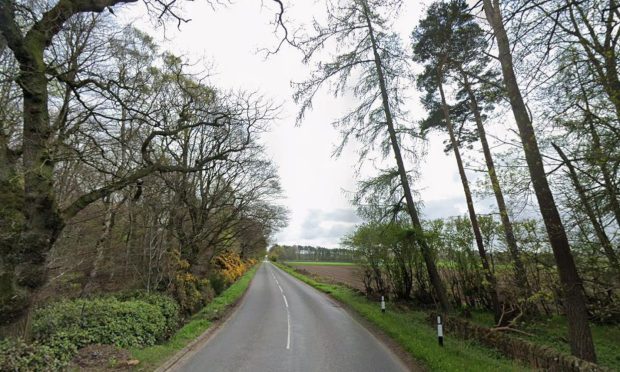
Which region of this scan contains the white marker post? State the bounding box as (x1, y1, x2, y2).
(437, 315, 444, 347)
(381, 296, 385, 313)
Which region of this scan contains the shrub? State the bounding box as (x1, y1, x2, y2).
(167, 249, 216, 315)
(208, 271, 227, 295)
(209, 253, 256, 295)
(0, 338, 71, 371)
(213, 251, 247, 284)
(112, 290, 180, 338)
(33, 297, 167, 350)
(170, 271, 215, 315)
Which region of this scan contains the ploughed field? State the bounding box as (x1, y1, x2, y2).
(287, 262, 365, 291)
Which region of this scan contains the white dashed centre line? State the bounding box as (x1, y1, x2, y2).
(286, 310, 291, 350)
(271, 266, 291, 350)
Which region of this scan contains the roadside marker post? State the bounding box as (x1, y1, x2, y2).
(437, 315, 444, 347)
(381, 296, 385, 313)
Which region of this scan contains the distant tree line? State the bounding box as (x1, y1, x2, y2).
(269, 244, 355, 262)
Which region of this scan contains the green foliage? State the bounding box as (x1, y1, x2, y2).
(1, 292, 181, 369)
(268, 244, 355, 262)
(208, 271, 228, 296)
(112, 290, 180, 338)
(0, 338, 71, 371)
(344, 221, 430, 300)
(32, 297, 168, 351)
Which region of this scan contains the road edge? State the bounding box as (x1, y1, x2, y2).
(154, 263, 262, 372)
(272, 262, 426, 372)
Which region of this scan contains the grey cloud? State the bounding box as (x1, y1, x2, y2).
(298, 208, 360, 241)
(323, 209, 362, 223)
(421, 196, 498, 220)
(420, 197, 464, 220)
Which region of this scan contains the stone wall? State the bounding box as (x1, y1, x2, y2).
(428, 313, 611, 372)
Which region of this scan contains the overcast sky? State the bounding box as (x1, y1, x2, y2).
(121, 1, 499, 248)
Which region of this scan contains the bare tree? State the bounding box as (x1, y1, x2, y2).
(0, 0, 285, 330)
(293, 0, 450, 311)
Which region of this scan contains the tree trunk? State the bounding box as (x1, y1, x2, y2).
(362, 1, 450, 311)
(437, 77, 501, 322)
(483, 0, 596, 361)
(460, 72, 530, 297)
(0, 131, 28, 332)
(81, 197, 117, 296)
(552, 143, 620, 282)
(0, 38, 63, 327)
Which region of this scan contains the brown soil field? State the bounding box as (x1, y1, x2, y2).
(292, 265, 365, 291)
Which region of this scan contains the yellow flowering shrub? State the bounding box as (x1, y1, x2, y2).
(213, 251, 247, 285)
(168, 249, 214, 314)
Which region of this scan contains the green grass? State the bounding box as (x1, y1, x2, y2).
(274, 262, 530, 372)
(284, 261, 357, 266)
(469, 310, 620, 370)
(130, 265, 259, 370)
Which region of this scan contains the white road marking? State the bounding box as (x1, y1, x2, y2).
(286, 310, 291, 350)
(270, 265, 292, 350)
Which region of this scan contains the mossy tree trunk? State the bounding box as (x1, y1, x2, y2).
(0, 0, 136, 331)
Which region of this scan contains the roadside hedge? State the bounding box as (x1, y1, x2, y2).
(33, 297, 168, 349)
(0, 292, 182, 370)
(112, 290, 180, 338)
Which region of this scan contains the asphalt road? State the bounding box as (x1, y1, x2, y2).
(175, 262, 409, 372)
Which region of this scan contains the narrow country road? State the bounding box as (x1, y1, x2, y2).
(174, 262, 409, 372)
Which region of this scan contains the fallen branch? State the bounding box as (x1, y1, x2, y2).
(489, 326, 535, 337)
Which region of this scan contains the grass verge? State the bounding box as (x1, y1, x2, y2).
(129, 264, 259, 370)
(274, 262, 530, 372)
(284, 261, 357, 266)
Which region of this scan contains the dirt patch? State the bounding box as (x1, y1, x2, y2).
(292, 265, 365, 292)
(70, 344, 138, 371)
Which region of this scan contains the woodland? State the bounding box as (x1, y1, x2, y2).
(0, 0, 287, 368)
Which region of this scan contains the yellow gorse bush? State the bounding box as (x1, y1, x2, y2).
(213, 251, 247, 285)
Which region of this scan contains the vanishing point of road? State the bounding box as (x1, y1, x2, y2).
(174, 262, 409, 372)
